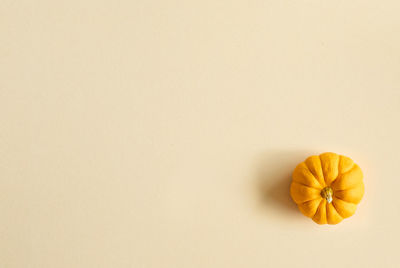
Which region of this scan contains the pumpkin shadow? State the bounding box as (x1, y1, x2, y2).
(256, 150, 314, 216)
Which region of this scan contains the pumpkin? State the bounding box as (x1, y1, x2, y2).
(290, 152, 364, 225)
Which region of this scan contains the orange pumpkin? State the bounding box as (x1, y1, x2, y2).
(290, 152, 364, 225)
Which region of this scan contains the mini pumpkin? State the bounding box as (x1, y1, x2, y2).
(290, 152, 364, 225)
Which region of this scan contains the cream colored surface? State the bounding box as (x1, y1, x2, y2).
(1, 1, 400, 267)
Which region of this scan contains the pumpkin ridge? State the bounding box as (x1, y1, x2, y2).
(312, 199, 327, 224)
(317, 155, 326, 183)
(319, 152, 340, 185)
(326, 202, 343, 224)
(297, 198, 322, 218)
(293, 162, 324, 189)
(331, 199, 339, 211)
(334, 182, 364, 204)
(339, 164, 359, 177)
(339, 155, 355, 173)
(311, 199, 323, 218)
(333, 196, 359, 205)
(306, 173, 323, 189)
(291, 180, 322, 190)
(334, 182, 364, 191)
(298, 197, 322, 206)
(304, 157, 325, 188)
(331, 198, 357, 218)
(329, 157, 340, 184)
(290, 183, 322, 204)
(327, 202, 343, 223)
(331, 164, 363, 191)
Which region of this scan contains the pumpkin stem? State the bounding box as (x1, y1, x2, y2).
(321, 187, 333, 203)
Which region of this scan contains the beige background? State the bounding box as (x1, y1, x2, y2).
(1, 1, 400, 267)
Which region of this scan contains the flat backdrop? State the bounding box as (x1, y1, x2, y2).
(2, 1, 400, 267)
